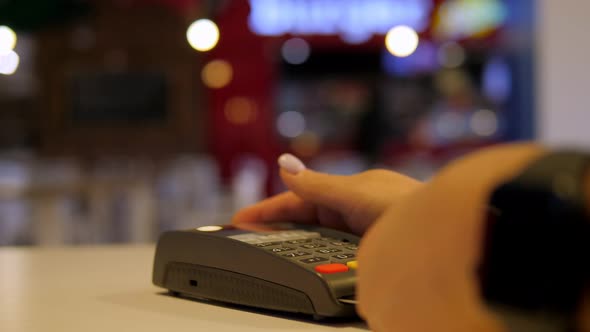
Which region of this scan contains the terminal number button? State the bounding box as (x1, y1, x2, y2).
(282, 251, 311, 258)
(317, 248, 341, 254)
(300, 257, 328, 264)
(269, 247, 295, 253)
(301, 243, 326, 249)
(333, 253, 355, 260)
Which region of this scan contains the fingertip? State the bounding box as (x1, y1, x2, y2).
(278, 153, 306, 175)
(279, 167, 352, 212)
(231, 207, 256, 225)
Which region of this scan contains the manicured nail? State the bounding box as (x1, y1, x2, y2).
(278, 153, 306, 174)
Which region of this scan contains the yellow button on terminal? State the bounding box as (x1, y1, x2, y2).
(346, 260, 358, 270)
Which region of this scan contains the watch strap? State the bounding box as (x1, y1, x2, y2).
(481, 150, 590, 319)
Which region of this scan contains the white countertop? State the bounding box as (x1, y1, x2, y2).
(0, 245, 368, 332)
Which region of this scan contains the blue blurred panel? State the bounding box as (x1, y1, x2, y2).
(382, 41, 438, 77)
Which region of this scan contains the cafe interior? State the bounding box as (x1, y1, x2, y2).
(0, 0, 546, 246)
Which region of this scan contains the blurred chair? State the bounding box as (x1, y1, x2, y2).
(231, 155, 267, 211)
(155, 155, 222, 232)
(29, 158, 82, 246)
(87, 157, 156, 243)
(0, 157, 31, 246)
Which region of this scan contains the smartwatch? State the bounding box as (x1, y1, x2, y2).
(479, 151, 590, 332)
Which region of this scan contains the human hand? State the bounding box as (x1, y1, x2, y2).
(356, 143, 546, 332)
(232, 154, 422, 235)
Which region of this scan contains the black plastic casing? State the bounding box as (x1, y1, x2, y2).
(152, 225, 359, 318)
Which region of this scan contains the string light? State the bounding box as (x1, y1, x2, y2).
(277, 111, 305, 138)
(187, 19, 220, 52)
(0, 26, 17, 53)
(385, 25, 419, 57)
(470, 109, 498, 137)
(0, 51, 20, 75)
(224, 97, 257, 125)
(281, 38, 310, 65)
(202, 60, 233, 89)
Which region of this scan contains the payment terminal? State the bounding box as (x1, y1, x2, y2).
(152, 223, 359, 318)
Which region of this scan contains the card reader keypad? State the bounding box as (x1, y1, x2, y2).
(229, 230, 358, 274)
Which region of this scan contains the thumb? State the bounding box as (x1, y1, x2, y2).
(278, 154, 357, 211)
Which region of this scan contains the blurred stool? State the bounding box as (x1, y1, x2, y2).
(29, 159, 82, 246)
(0, 158, 31, 246)
(155, 154, 221, 231)
(87, 157, 156, 243)
(231, 155, 267, 211)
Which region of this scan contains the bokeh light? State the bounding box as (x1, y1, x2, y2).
(281, 38, 311, 65)
(187, 19, 220, 52)
(202, 60, 233, 89)
(383, 41, 438, 76)
(0, 50, 20, 75)
(385, 25, 419, 57)
(435, 112, 464, 139)
(433, 0, 507, 40)
(470, 109, 498, 137)
(291, 131, 321, 157)
(277, 111, 305, 138)
(0, 26, 17, 53)
(482, 57, 512, 103)
(437, 42, 465, 68)
(224, 97, 257, 125)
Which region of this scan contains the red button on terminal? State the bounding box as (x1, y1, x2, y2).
(314, 263, 349, 274)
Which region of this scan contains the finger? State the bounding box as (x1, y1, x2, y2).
(278, 154, 360, 214)
(231, 191, 318, 225)
(316, 206, 351, 233)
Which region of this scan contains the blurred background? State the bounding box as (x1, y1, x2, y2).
(0, 0, 585, 246)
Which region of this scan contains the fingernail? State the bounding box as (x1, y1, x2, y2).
(278, 153, 306, 174)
